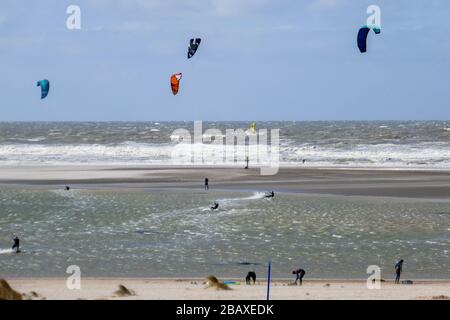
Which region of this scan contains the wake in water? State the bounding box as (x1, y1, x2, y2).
(216, 192, 267, 204)
(0, 248, 14, 255)
(198, 192, 267, 213)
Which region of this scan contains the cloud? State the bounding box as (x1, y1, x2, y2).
(84, 0, 268, 17)
(309, 0, 344, 10)
(210, 0, 269, 16)
(59, 44, 89, 55)
(0, 36, 44, 49)
(272, 24, 295, 32)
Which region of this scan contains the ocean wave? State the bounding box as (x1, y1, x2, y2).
(1, 122, 450, 169)
(0, 141, 449, 169)
(0, 248, 14, 255)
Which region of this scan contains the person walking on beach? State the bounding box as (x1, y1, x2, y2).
(204, 178, 209, 190)
(395, 259, 404, 284)
(12, 235, 20, 253)
(292, 268, 306, 285)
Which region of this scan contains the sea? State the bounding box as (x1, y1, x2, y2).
(0, 121, 449, 279)
(0, 121, 449, 168)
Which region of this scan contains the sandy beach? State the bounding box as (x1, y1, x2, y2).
(2, 165, 450, 199)
(1, 166, 449, 298)
(5, 278, 450, 300)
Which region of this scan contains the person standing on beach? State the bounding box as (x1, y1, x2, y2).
(395, 259, 404, 284)
(204, 178, 209, 190)
(292, 268, 306, 285)
(12, 235, 20, 253)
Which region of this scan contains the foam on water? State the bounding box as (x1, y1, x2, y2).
(216, 192, 266, 204)
(0, 121, 449, 168)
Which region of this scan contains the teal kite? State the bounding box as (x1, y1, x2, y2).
(37, 79, 50, 99)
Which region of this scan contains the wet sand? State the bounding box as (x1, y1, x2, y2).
(1, 165, 450, 199)
(7, 278, 450, 300)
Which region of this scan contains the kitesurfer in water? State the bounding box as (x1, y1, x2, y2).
(65, 185, 70, 191)
(204, 178, 209, 190)
(264, 191, 274, 198)
(211, 202, 219, 210)
(12, 235, 20, 253)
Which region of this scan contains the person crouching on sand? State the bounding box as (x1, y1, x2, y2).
(395, 259, 404, 284)
(246, 271, 256, 285)
(292, 268, 306, 285)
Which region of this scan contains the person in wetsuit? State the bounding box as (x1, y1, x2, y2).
(211, 202, 219, 210)
(246, 271, 256, 285)
(265, 191, 274, 198)
(292, 268, 306, 285)
(65, 185, 70, 191)
(12, 235, 20, 253)
(204, 178, 209, 190)
(395, 259, 404, 284)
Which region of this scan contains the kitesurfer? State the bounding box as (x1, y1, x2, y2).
(205, 178, 209, 190)
(12, 235, 20, 253)
(264, 191, 274, 198)
(211, 202, 219, 210)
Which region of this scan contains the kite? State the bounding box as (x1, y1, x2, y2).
(170, 73, 182, 95)
(357, 25, 380, 53)
(37, 79, 50, 99)
(187, 38, 201, 59)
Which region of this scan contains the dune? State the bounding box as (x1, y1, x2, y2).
(0, 279, 22, 300)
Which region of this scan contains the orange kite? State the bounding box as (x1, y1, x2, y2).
(170, 73, 182, 95)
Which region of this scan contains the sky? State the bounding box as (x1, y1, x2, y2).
(0, 0, 449, 121)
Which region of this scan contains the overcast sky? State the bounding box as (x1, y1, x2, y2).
(0, 0, 449, 121)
